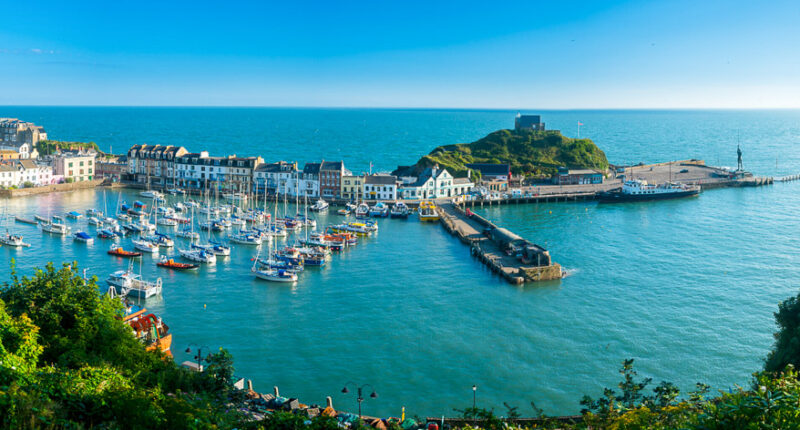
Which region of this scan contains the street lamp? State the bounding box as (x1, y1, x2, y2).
(472, 384, 477, 409)
(341, 382, 378, 419)
(185, 343, 211, 371)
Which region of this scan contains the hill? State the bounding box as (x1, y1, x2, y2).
(396, 129, 609, 179)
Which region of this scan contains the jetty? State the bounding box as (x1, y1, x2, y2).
(438, 203, 562, 284)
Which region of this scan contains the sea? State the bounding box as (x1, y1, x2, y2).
(1, 107, 799, 418)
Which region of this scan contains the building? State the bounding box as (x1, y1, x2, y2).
(0, 118, 47, 159)
(224, 155, 264, 193)
(319, 161, 349, 199)
(553, 167, 604, 185)
(514, 114, 545, 131)
(253, 161, 298, 195)
(0, 160, 53, 188)
(341, 174, 365, 201)
(173, 152, 262, 192)
(363, 174, 398, 201)
(96, 155, 128, 181)
(52, 151, 97, 182)
(126, 144, 188, 186)
(466, 163, 511, 182)
(174, 152, 210, 189)
(0, 150, 21, 161)
(399, 166, 473, 199)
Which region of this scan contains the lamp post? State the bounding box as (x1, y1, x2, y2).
(472, 384, 477, 410)
(341, 382, 378, 419)
(185, 343, 211, 371)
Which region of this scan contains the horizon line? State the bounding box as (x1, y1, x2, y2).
(1, 104, 800, 111)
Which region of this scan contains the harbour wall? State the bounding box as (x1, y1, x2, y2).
(0, 179, 107, 198)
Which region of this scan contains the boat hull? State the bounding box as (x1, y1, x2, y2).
(597, 188, 699, 203)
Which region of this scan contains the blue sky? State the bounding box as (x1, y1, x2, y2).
(0, 0, 798, 108)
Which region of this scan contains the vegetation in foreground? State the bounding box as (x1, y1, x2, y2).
(2, 261, 800, 429)
(394, 129, 609, 180)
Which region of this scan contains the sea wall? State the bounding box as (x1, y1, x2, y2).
(0, 179, 106, 198)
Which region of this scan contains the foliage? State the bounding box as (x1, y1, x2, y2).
(398, 129, 608, 179)
(0, 261, 248, 429)
(21, 181, 34, 188)
(64, 177, 74, 183)
(37, 140, 100, 156)
(766, 290, 800, 372)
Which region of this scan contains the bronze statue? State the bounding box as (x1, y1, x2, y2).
(737, 144, 743, 171)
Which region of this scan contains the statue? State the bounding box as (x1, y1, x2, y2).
(737, 144, 743, 171)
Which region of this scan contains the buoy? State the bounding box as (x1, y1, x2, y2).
(203, 304, 207, 309)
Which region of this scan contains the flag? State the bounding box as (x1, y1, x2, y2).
(578, 122, 584, 126)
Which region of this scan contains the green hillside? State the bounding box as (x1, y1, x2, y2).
(399, 129, 609, 179)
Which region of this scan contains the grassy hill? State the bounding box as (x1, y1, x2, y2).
(397, 129, 608, 179)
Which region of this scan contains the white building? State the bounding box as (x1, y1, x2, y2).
(52, 151, 97, 182)
(0, 160, 54, 187)
(399, 166, 473, 199)
(0, 118, 46, 159)
(253, 161, 299, 196)
(363, 174, 398, 201)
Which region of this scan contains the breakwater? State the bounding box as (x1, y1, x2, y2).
(0, 178, 107, 198)
(438, 203, 562, 284)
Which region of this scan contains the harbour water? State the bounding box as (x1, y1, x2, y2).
(1, 107, 800, 417)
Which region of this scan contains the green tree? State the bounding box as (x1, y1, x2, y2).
(766, 291, 800, 372)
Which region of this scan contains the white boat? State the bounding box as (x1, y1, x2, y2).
(192, 241, 231, 256)
(157, 218, 178, 227)
(223, 192, 248, 202)
(252, 267, 298, 282)
(178, 247, 216, 264)
(87, 216, 103, 226)
(230, 217, 246, 227)
(390, 202, 410, 218)
(229, 231, 263, 245)
(145, 234, 174, 248)
(355, 203, 370, 218)
(309, 199, 329, 212)
(369, 202, 389, 217)
(73, 231, 94, 244)
(140, 190, 164, 199)
(166, 188, 185, 195)
(0, 232, 30, 247)
(176, 229, 200, 240)
(106, 269, 162, 299)
(133, 239, 159, 253)
(41, 221, 71, 235)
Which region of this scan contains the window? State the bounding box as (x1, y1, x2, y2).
(80, 161, 84, 166)
(68, 162, 73, 168)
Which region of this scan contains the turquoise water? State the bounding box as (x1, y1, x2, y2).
(1, 108, 799, 418)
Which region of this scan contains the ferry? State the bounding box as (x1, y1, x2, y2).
(418, 201, 439, 222)
(0, 232, 30, 247)
(390, 202, 409, 218)
(122, 305, 172, 355)
(309, 199, 329, 212)
(598, 179, 700, 203)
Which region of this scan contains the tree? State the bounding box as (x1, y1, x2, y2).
(765, 291, 800, 372)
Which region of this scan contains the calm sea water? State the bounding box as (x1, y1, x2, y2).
(1, 107, 799, 418)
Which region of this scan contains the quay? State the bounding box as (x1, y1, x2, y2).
(438, 203, 562, 285)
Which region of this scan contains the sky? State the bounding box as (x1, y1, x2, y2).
(0, 0, 798, 108)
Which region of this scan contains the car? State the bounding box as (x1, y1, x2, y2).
(679, 169, 689, 173)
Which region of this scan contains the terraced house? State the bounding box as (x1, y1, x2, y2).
(253, 161, 298, 195)
(174, 152, 262, 192)
(126, 144, 188, 186)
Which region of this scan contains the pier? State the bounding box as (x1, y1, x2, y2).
(438, 203, 562, 284)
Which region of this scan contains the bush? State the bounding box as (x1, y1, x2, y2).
(64, 177, 74, 183)
(22, 181, 34, 188)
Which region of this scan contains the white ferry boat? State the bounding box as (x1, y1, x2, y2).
(598, 179, 700, 203)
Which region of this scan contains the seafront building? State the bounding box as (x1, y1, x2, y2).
(341, 174, 365, 201)
(171, 151, 263, 192)
(553, 167, 604, 185)
(364, 174, 398, 201)
(254, 161, 298, 195)
(51, 150, 97, 182)
(0, 118, 47, 159)
(126, 144, 189, 187)
(96, 155, 128, 181)
(399, 166, 473, 199)
(0, 159, 54, 188)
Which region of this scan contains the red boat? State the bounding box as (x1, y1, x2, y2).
(108, 246, 142, 257)
(156, 256, 199, 270)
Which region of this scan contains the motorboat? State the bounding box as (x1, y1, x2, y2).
(87, 216, 103, 226)
(178, 247, 216, 264)
(133, 239, 159, 253)
(309, 199, 329, 212)
(390, 202, 410, 218)
(73, 231, 94, 244)
(98, 229, 118, 239)
(0, 232, 30, 247)
(140, 190, 163, 199)
(107, 246, 142, 257)
(369, 202, 389, 217)
(106, 268, 162, 299)
(41, 220, 71, 235)
(418, 201, 439, 222)
(66, 211, 83, 220)
(156, 217, 178, 227)
(355, 203, 370, 218)
(157, 255, 198, 270)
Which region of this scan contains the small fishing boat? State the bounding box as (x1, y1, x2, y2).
(157, 255, 199, 270)
(66, 211, 83, 220)
(73, 231, 94, 244)
(14, 216, 37, 225)
(390, 202, 409, 218)
(355, 203, 370, 218)
(0, 232, 30, 247)
(309, 199, 329, 212)
(369, 202, 389, 217)
(133, 239, 159, 253)
(178, 247, 216, 264)
(108, 246, 142, 257)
